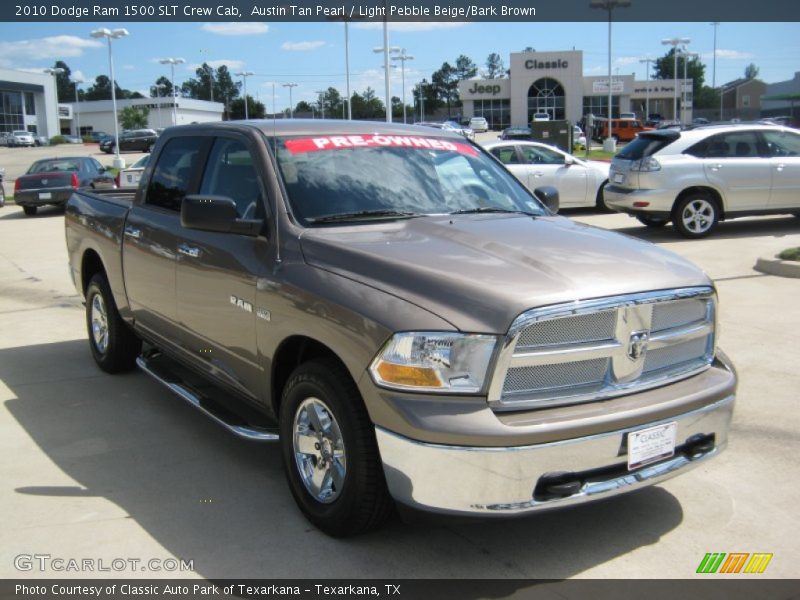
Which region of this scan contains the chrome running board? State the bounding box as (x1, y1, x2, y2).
(136, 355, 279, 442)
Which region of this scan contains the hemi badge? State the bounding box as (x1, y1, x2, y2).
(257, 308, 271, 322)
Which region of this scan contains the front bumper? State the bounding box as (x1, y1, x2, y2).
(377, 393, 734, 516)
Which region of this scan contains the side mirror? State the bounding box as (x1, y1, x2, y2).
(563, 155, 575, 166)
(181, 195, 262, 236)
(534, 186, 560, 214)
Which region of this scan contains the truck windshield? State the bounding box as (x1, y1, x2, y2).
(270, 134, 545, 225)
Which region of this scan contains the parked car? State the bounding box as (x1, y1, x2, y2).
(499, 126, 532, 140)
(595, 119, 655, 142)
(532, 112, 550, 122)
(115, 153, 150, 189)
(442, 120, 475, 140)
(34, 135, 50, 146)
(485, 140, 609, 209)
(88, 131, 109, 143)
(573, 125, 587, 147)
(469, 116, 489, 133)
(63, 135, 83, 144)
(8, 130, 35, 147)
(692, 117, 710, 125)
(101, 129, 159, 154)
(604, 124, 800, 237)
(14, 157, 115, 216)
(65, 120, 735, 536)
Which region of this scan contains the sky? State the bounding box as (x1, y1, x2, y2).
(0, 20, 797, 111)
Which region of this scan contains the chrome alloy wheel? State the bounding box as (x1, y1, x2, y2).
(293, 397, 347, 504)
(90, 293, 109, 354)
(681, 199, 715, 234)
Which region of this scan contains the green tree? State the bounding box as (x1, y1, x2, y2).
(454, 55, 478, 81)
(484, 53, 506, 79)
(431, 62, 459, 117)
(83, 74, 140, 101)
(653, 48, 710, 107)
(118, 105, 150, 129)
(51, 61, 76, 103)
(412, 79, 441, 120)
(350, 87, 384, 119)
(744, 63, 760, 79)
(294, 100, 314, 114)
(229, 96, 265, 120)
(182, 63, 241, 118)
(150, 76, 174, 99)
(320, 87, 343, 118)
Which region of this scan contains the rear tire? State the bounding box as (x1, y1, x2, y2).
(279, 358, 393, 537)
(22, 206, 37, 216)
(673, 193, 719, 239)
(636, 214, 669, 228)
(85, 273, 141, 373)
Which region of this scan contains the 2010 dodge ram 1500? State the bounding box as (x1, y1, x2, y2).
(65, 120, 736, 536)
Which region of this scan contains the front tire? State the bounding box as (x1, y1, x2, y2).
(595, 181, 610, 212)
(279, 359, 393, 537)
(22, 206, 37, 216)
(85, 273, 141, 373)
(673, 193, 719, 238)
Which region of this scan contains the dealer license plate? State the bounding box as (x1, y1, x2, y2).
(39, 192, 52, 200)
(627, 422, 677, 470)
(613, 172, 625, 184)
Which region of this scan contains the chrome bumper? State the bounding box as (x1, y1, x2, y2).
(376, 394, 734, 515)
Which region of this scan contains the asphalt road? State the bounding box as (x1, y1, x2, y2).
(0, 169, 798, 581)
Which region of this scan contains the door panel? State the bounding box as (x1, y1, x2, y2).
(701, 131, 771, 212)
(518, 144, 587, 206)
(763, 130, 800, 210)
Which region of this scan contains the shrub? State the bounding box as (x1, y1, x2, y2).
(49, 135, 67, 145)
(778, 247, 800, 262)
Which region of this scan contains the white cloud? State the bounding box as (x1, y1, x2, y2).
(0, 35, 102, 62)
(702, 49, 754, 60)
(353, 22, 467, 32)
(281, 41, 326, 51)
(71, 70, 86, 82)
(187, 59, 245, 71)
(614, 56, 641, 67)
(200, 23, 269, 36)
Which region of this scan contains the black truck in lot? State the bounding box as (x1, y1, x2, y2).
(65, 120, 736, 536)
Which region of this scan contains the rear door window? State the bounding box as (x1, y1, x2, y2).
(490, 146, 521, 165)
(763, 130, 800, 157)
(145, 136, 208, 211)
(199, 138, 264, 219)
(700, 131, 762, 158)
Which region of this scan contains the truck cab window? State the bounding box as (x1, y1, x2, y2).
(200, 139, 264, 219)
(146, 137, 205, 211)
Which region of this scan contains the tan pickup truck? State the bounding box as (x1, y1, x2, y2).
(65, 120, 736, 536)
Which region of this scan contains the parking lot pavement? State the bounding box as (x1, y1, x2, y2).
(0, 204, 798, 580)
(0, 144, 147, 192)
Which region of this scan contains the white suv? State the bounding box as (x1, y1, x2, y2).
(604, 124, 800, 238)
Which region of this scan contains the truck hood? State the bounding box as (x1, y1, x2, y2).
(299, 214, 711, 333)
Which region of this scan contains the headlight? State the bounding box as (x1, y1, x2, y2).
(369, 332, 497, 393)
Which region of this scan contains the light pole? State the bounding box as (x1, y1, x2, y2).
(590, 0, 631, 152)
(315, 90, 326, 119)
(159, 57, 185, 127)
(283, 83, 298, 118)
(639, 57, 653, 120)
(153, 83, 166, 129)
(43, 67, 65, 138)
(236, 71, 255, 119)
(91, 28, 129, 169)
(662, 37, 691, 121)
(711, 22, 722, 119)
(391, 49, 414, 124)
(345, 21, 351, 120)
(71, 76, 83, 137)
(374, 38, 400, 123)
(679, 50, 698, 124)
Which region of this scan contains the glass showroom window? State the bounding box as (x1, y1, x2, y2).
(527, 78, 565, 121)
(0, 91, 24, 133)
(474, 99, 510, 130)
(583, 95, 621, 119)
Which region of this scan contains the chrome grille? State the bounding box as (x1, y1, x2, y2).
(516, 310, 616, 348)
(489, 288, 716, 410)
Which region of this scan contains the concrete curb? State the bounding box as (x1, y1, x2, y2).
(754, 256, 800, 278)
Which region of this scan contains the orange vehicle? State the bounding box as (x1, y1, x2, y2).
(594, 118, 654, 142)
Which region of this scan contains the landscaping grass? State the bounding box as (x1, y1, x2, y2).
(778, 247, 800, 261)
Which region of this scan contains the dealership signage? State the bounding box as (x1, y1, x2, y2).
(467, 83, 503, 95)
(525, 59, 569, 70)
(593, 79, 624, 93)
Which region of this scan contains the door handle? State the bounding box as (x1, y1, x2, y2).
(533, 172, 544, 177)
(775, 163, 785, 172)
(124, 226, 141, 239)
(177, 243, 201, 259)
(710, 163, 723, 171)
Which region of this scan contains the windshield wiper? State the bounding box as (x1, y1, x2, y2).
(450, 207, 535, 216)
(307, 209, 418, 224)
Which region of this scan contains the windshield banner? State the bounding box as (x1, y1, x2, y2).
(284, 135, 479, 156)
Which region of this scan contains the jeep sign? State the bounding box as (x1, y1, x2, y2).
(467, 83, 502, 95)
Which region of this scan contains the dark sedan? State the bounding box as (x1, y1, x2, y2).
(14, 157, 115, 216)
(499, 127, 532, 140)
(100, 129, 158, 154)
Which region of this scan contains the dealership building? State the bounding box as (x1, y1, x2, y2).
(458, 50, 692, 129)
(0, 68, 62, 137)
(70, 97, 224, 135)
